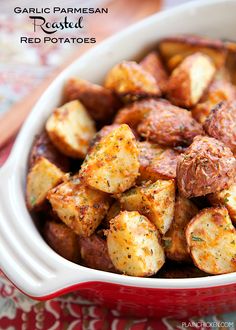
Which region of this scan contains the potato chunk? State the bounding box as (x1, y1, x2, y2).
(43, 222, 80, 262)
(118, 180, 175, 234)
(79, 124, 139, 194)
(137, 141, 178, 181)
(47, 177, 110, 237)
(163, 196, 198, 262)
(177, 136, 236, 198)
(107, 211, 165, 276)
(137, 100, 204, 147)
(192, 78, 236, 124)
(186, 207, 236, 274)
(203, 101, 236, 155)
(104, 61, 160, 102)
(26, 157, 64, 211)
(208, 183, 236, 224)
(140, 51, 168, 92)
(46, 100, 96, 158)
(166, 53, 215, 108)
(79, 234, 117, 272)
(159, 35, 226, 70)
(114, 98, 161, 130)
(63, 78, 120, 123)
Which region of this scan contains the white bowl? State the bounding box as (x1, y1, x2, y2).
(0, 0, 236, 317)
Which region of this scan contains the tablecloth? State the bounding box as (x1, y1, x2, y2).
(0, 2, 236, 329)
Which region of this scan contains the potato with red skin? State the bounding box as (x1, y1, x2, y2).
(63, 77, 120, 123)
(192, 78, 236, 124)
(114, 98, 164, 130)
(137, 100, 204, 147)
(203, 101, 236, 155)
(177, 136, 236, 198)
(79, 234, 118, 273)
(137, 141, 179, 181)
(43, 222, 80, 263)
(104, 61, 161, 102)
(28, 131, 70, 172)
(140, 51, 168, 92)
(166, 52, 215, 108)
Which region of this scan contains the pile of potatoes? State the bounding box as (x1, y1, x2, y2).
(26, 35, 236, 278)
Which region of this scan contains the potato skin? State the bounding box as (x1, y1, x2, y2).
(186, 207, 236, 275)
(47, 177, 110, 237)
(208, 183, 236, 224)
(140, 51, 168, 92)
(203, 101, 236, 155)
(177, 136, 236, 198)
(107, 211, 165, 276)
(79, 124, 139, 194)
(26, 157, 65, 211)
(79, 234, 117, 272)
(46, 100, 96, 158)
(114, 98, 164, 130)
(63, 78, 120, 123)
(104, 61, 161, 102)
(163, 196, 198, 262)
(137, 141, 179, 181)
(43, 221, 80, 262)
(192, 78, 236, 124)
(28, 131, 70, 172)
(137, 100, 204, 147)
(166, 52, 215, 108)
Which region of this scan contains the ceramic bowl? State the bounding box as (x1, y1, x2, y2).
(0, 0, 236, 318)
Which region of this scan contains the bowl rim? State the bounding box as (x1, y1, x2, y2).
(1, 0, 236, 297)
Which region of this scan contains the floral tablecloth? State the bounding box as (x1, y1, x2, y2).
(0, 2, 236, 329)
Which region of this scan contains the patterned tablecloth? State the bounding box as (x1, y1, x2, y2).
(0, 2, 236, 329)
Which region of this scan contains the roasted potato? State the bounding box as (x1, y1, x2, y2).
(47, 177, 110, 237)
(159, 35, 227, 70)
(63, 77, 120, 123)
(107, 211, 165, 276)
(79, 234, 117, 272)
(46, 100, 96, 158)
(192, 78, 236, 124)
(104, 61, 161, 102)
(163, 196, 198, 262)
(88, 124, 120, 153)
(140, 51, 168, 92)
(28, 131, 70, 172)
(106, 201, 121, 224)
(26, 157, 65, 211)
(137, 100, 204, 147)
(203, 101, 236, 155)
(43, 221, 80, 262)
(137, 141, 179, 181)
(186, 207, 236, 274)
(118, 180, 175, 234)
(79, 124, 139, 194)
(208, 183, 236, 224)
(177, 136, 236, 198)
(114, 98, 164, 130)
(225, 42, 236, 85)
(166, 52, 215, 108)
